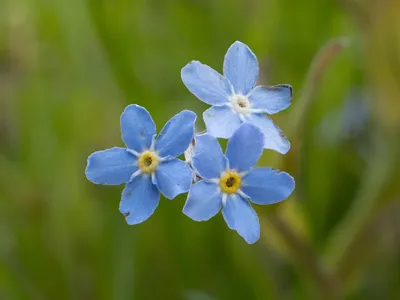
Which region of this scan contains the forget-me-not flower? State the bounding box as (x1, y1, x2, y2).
(181, 41, 292, 154)
(183, 123, 295, 244)
(85, 104, 196, 225)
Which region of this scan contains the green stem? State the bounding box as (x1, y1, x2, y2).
(325, 137, 398, 279)
(262, 215, 341, 300)
(287, 37, 348, 139)
(260, 38, 348, 298)
(337, 198, 400, 284)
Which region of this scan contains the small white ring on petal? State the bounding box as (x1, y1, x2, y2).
(158, 156, 169, 162)
(222, 193, 228, 207)
(209, 178, 220, 185)
(150, 135, 157, 151)
(126, 149, 141, 157)
(229, 94, 253, 115)
(239, 170, 249, 177)
(250, 108, 264, 114)
(129, 169, 142, 182)
(237, 189, 248, 200)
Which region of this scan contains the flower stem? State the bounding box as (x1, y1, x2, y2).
(261, 215, 341, 300)
(287, 37, 348, 140)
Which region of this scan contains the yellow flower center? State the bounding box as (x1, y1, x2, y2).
(219, 171, 241, 194)
(138, 151, 159, 174)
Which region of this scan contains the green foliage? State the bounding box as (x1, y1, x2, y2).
(1, 0, 400, 299)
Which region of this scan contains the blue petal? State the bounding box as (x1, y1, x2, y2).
(181, 61, 233, 105)
(119, 175, 160, 225)
(155, 110, 196, 158)
(203, 105, 242, 139)
(225, 123, 264, 172)
(246, 113, 290, 154)
(155, 159, 193, 200)
(248, 85, 292, 114)
(222, 194, 260, 244)
(120, 105, 156, 152)
(223, 41, 259, 95)
(242, 168, 295, 205)
(192, 133, 227, 179)
(85, 147, 137, 185)
(183, 181, 222, 221)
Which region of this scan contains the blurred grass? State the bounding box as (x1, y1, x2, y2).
(1, 0, 400, 299)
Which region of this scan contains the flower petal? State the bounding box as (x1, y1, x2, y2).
(225, 123, 264, 172)
(119, 175, 160, 225)
(192, 133, 227, 180)
(181, 61, 233, 105)
(155, 110, 196, 158)
(242, 168, 295, 205)
(248, 85, 292, 114)
(183, 181, 222, 221)
(203, 105, 242, 139)
(223, 41, 259, 95)
(155, 159, 193, 200)
(222, 194, 260, 244)
(246, 113, 290, 154)
(85, 147, 137, 185)
(120, 105, 156, 152)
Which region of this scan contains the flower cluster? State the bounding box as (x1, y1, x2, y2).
(85, 41, 295, 244)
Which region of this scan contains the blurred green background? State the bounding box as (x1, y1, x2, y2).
(1, 0, 400, 299)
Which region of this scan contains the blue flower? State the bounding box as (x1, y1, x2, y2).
(183, 123, 295, 244)
(85, 104, 197, 225)
(181, 41, 292, 154)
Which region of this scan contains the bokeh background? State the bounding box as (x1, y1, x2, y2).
(1, 0, 400, 299)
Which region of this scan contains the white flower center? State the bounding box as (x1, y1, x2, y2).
(229, 94, 251, 114)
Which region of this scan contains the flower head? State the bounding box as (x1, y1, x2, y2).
(181, 41, 292, 154)
(183, 123, 295, 244)
(85, 104, 196, 225)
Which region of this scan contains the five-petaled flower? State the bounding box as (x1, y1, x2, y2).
(85, 104, 196, 225)
(181, 41, 292, 154)
(183, 123, 295, 244)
